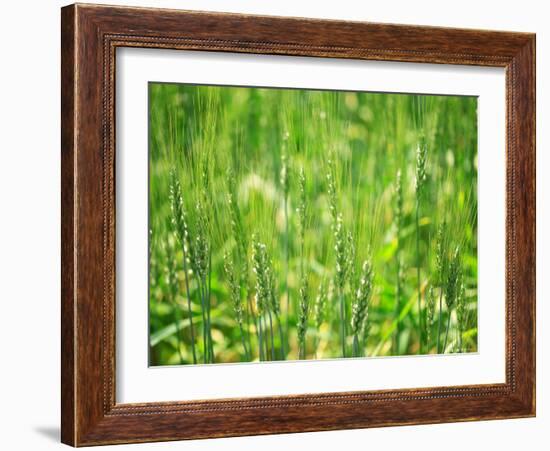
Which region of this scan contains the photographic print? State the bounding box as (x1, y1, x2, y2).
(148, 83, 478, 366)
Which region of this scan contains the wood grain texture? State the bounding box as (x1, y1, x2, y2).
(60, 5, 76, 446)
(61, 3, 536, 446)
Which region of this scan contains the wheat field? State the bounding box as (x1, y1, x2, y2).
(148, 83, 478, 365)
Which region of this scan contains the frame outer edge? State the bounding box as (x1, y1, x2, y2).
(530, 35, 536, 416)
(61, 3, 77, 447)
(513, 35, 536, 415)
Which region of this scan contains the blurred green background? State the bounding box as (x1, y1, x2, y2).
(148, 82, 478, 366)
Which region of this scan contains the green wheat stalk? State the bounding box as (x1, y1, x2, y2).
(415, 136, 427, 353)
(252, 236, 277, 361)
(267, 255, 285, 360)
(261, 247, 277, 360)
(192, 199, 212, 363)
(435, 222, 447, 353)
(327, 160, 348, 357)
(201, 157, 215, 362)
(297, 167, 309, 359)
(227, 168, 254, 353)
(266, 265, 277, 361)
(297, 274, 309, 360)
(456, 277, 466, 353)
(313, 279, 327, 358)
(426, 285, 435, 351)
(169, 170, 197, 364)
(223, 251, 250, 360)
(351, 257, 374, 357)
(280, 152, 291, 355)
(164, 238, 184, 364)
(443, 246, 461, 353)
(346, 231, 357, 289)
(393, 169, 404, 355)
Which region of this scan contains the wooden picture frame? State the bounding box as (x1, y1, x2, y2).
(61, 3, 535, 446)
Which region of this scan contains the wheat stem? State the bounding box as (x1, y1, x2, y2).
(443, 247, 461, 353)
(351, 258, 373, 358)
(313, 280, 327, 358)
(435, 223, 446, 354)
(257, 313, 264, 361)
(415, 202, 422, 353)
(296, 167, 309, 360)
(443, 312, 452, 353)
(169, 172, 198, 364)
(267, 309, 276, 360)
(426, 285, 435, 351)
(207, 253, 214, 362)
(436, 289, 444, 353)
(274, 311, 285, 360)
(196, 278, 208, 363)
(164, 233, 187, 364)
(223, 252, 250, 360)
(393, 170, 403, 355)
(181, 252, 197, 364)
(415, 138, 427, 354)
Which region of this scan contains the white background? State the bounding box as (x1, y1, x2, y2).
(0, 0, 546, 450)
(117, 49, 506, 403)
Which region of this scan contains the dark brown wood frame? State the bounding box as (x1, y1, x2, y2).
(61, 3, 536, 446)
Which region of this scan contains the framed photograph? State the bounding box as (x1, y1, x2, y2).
(61, 3, 535, 446)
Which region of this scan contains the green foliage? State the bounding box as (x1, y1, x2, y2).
(148, 83, 478, 365)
